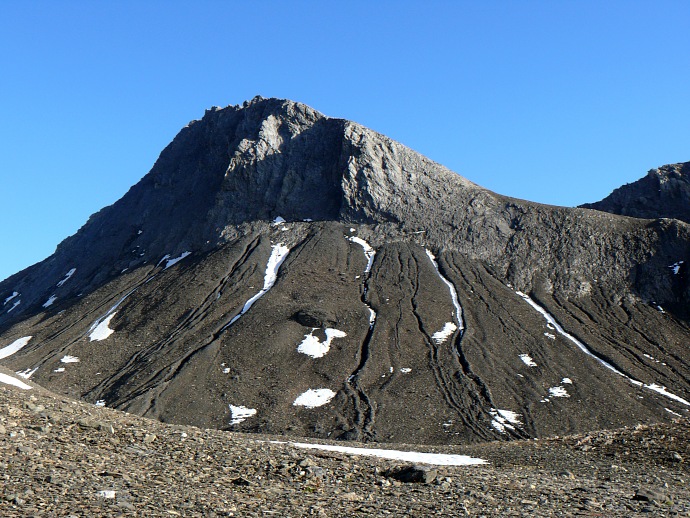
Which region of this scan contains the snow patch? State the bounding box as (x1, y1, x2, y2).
(164, 251, 191, 269)
(229, 405, 257, 425)
(3, 291, 19, 305)
(60, 355, 80, 363)
(548, 386, 570, 398)
(16, 367, 38, 379)
(425, 250, 464, 329)
(0, 373, 32, 390)
(54, 367, 65, 373)
(669, 261, 684, 275)
(665, 407, 682, 417)
(368, 307, 377, 328)
(89, 313, 117, 341)
(43, 295, 57, 308)
(0, 336, 32, 360)
(272, 216, 286, 225)
(7, 300, 20, 313)
(95, 400, 106, 407)
(224, 244, 290, 328)
(432, 322, 457, 344)
(297, 328, 347, 358)
(562, 377, 573, 384)
(490, 408, 522, 433)
(544, 332, 556, 340)
(293, 388, 336, 408)
(56, 268, 76, 287)
(519, 354, 537, 367)
(288, 442, 487, 466)
(645, 384, 690, 406)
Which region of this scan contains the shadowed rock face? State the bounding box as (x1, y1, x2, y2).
(581, 162, 690, 223)
(1, 96, 689, 445)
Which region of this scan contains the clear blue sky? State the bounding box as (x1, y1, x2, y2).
(1, 1, 689, 282)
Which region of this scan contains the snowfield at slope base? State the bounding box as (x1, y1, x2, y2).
(0, 373, 32, 390)
(288, 442, 487, 466)
(297, 328, 347, 358)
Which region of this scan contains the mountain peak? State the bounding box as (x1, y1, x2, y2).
(581, 161, 690, 223)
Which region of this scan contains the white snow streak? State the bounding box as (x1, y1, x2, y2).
(60, 355, 80, 363)
(293, 388, 336, 408)
(3, 292, 19, 305)
(432, 322, 458, 344)
(7, 300, 20, 313)
(229, 405, 257, 425)
(400, 368, 412, 374)
(0, 336, 32, 360)
(515, 290, 690, 407)
(43, 295, 57, 308)
(89, 313, 117, 341)
(425, 250, 464, 329)
(0, 373, 32, 390)
(288, 442, 487, 466)
(297, 328, 347, 358)
(665, 407, 682, 417)
(56, 268, 76, 287)
(164, 251, 191, 269)
(224, 244, 290, 328)
(519, 354, 537, 367)
(348, 237, 375, 274)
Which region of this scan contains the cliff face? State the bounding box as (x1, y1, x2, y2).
(0, 97, 688, 445)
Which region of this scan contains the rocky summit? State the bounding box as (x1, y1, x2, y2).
(1, 96, 689, 447)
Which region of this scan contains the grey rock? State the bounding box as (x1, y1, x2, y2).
(388, 465, 438, 484)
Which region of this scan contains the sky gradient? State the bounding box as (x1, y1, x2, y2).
(1, 1, 689, 281)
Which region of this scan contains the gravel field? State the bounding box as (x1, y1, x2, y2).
(1, 382, 688, 517)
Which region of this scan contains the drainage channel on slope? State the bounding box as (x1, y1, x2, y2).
(345, 233, 378, 440)
(516, 291, 690, 408)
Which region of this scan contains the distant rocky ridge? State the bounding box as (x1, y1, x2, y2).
(0, 97, 688, 446)
(581, 162, 690, 223)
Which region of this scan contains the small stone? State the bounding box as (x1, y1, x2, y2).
(559, 471, 575, 479)
(671, 452, 683, 463)
(633, 488, 667, 503)
(96, 490, 116, 499)
(143, 433, 157, 444)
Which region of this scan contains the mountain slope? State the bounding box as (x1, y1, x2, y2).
(1, 97, 688, 444)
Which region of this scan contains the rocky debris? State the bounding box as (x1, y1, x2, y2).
(386, 465, 437, 483)
(0, 384, 689, 516)
(582, 162, 690, 223)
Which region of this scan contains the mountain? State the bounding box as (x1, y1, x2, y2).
(581, 162, 690, 223)
(1, 96, 688, 445)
